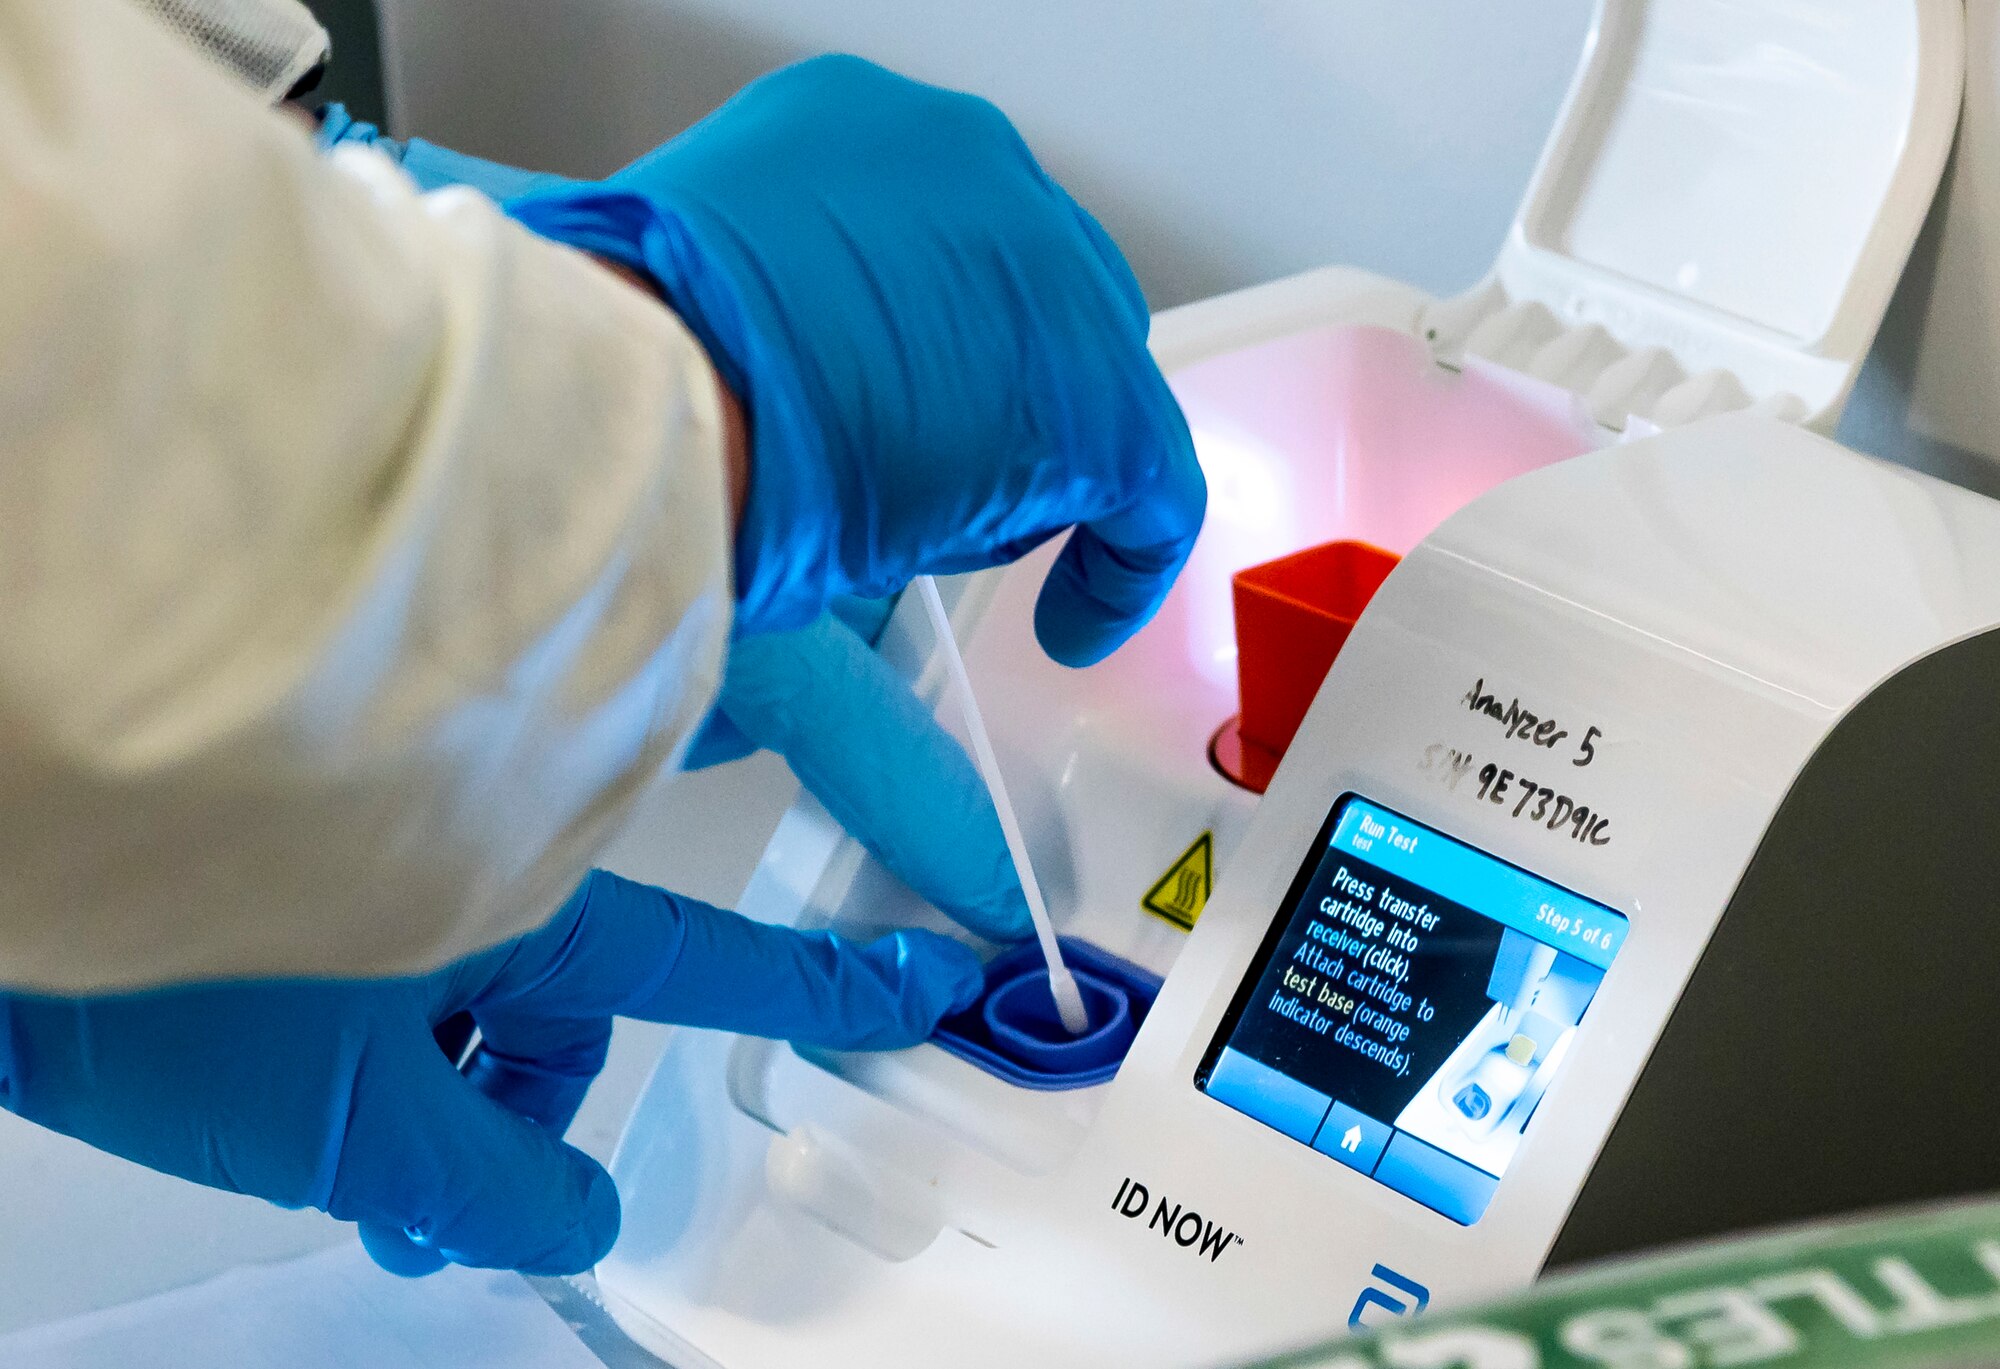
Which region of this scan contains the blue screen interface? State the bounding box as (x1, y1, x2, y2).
(1197, 795, 1627, 1224)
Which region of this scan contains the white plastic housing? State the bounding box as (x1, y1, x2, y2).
(598, 411, 2000, 1368)
(1150, 0, 1962, 436)
(595, 5, 1975, 1365)
(1434, 0, 1962, 431)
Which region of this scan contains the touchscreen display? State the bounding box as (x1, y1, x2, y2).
(1197, 795, 1626, 1224)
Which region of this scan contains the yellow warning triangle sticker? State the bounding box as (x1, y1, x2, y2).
(1142, 831, 1214, 931)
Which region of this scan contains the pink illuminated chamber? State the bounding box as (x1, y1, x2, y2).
(1162, 324, 1605, 772)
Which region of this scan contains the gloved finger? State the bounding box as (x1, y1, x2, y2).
(359, 1222, 451, 1278)
(362, 1014, 614, 1276)
(463, 1009, 615, 1136)
(680, 706, 757, 770)
(335, 1025, 620, 1277)
(1033, 377, 1206, 667)
(643, 899, 987, 1047)
(828, 593, 897, 645)
(467, 870, 985, 1050)
(720, 615, 1032, 941)
(685, 598, 897, 774)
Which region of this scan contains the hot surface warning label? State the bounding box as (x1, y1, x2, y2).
(1143, 832, 1214, 930)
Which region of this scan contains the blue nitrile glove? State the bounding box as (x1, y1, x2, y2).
(0, 870, 982, 1278)
(503, 55, 1207, 663)
(312, 117, 1035, 946)
(682, 598, 1029, 942)
(315, 103, 568, 198)
(682, 595, 898, 766)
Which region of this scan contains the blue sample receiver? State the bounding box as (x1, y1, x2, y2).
(930, 937, 1162, 1090)
(1198, 794, 1627, 1225)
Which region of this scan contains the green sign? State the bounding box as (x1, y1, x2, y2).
(1249, 1200, 2000, 1369)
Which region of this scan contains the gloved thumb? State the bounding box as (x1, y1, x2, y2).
(1033, 367, 1206, 668)
(717, 615, 1033, 942)
(337, 1029, 620, 1277)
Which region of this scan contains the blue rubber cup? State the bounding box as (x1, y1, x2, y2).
(980, 966, 1136, 1074)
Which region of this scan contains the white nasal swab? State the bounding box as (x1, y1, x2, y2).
(916, 576, 1091, 1036)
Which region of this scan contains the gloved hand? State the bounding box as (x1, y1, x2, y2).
(681, 597, 1032, 941)
(314, 114, 1034, 945)
(0, 870, 982, 1277)
(315, 103, 569, 199)
(503, 55, 1206, 662)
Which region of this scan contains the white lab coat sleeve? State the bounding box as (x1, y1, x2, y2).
(0, 0, 735, 992)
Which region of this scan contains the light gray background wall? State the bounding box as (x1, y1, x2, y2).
(369, 0, 1996, 494)
(376, 1, 1594, 312)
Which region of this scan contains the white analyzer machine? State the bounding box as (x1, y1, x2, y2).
(593, 3, 2000, 1365)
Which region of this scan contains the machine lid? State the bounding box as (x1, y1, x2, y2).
(1494, 0, 1962, 380)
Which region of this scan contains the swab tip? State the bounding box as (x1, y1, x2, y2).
(1050, 967, 1092, 1036)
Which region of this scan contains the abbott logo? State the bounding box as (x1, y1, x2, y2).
(1111, 1178, 1244, 1263)
(1349, 1263, 1430, 1329)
